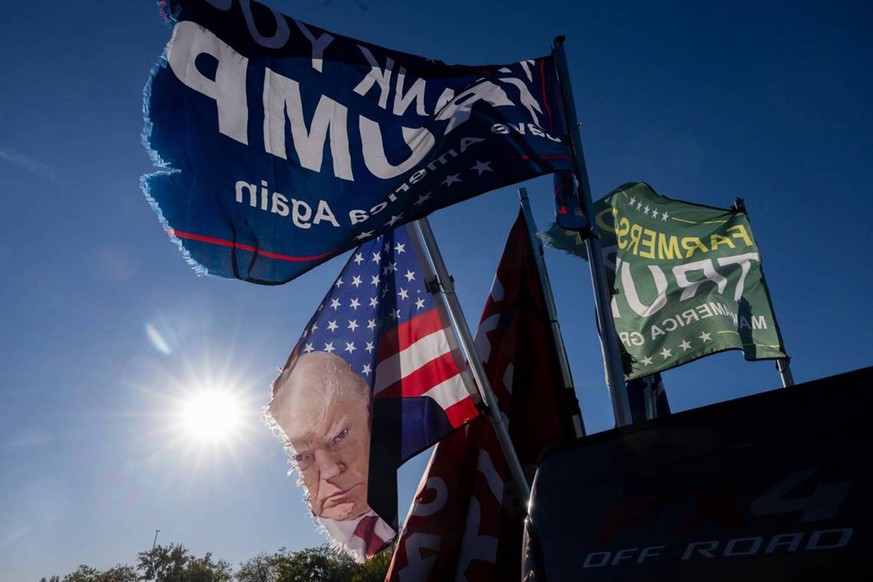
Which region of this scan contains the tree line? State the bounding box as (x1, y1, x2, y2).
(39, 542, 393, 582)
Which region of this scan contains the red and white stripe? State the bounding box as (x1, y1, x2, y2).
(373, 309, 478, 428)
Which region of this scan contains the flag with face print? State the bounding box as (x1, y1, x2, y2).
(267, 223, 479, 560)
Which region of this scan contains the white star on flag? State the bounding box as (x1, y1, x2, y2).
(660, 347, 672, 359)
(442, 174, 461, 186)
(680, 339, 692, 351)
(699, 331, 712, 342)
(327, 320, 339, 332)
(470, 160, 492, 175)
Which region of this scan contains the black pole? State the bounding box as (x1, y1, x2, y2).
(552, 36, 632, 426)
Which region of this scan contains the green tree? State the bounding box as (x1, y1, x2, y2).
(350, 546, 394, 582)
(234, 551, 277, 582)
(61, 565, 100, 582)
(44, 540, 395, 582)
(273, 546, 356, 582)
(56, 564, 137, 582)
(236, 544, 394, 582)
(99, 565, 139, 582)
(137, 543, 232, 582)
(186, 552, 233, 582)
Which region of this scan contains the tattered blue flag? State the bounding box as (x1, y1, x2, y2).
(143, 0, 574, 284)
(553, 170, 588, 231)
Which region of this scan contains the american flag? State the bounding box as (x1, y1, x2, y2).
(289, 223, 480, 463)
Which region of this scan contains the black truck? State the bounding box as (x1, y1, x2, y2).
(523, 366, 873, 581)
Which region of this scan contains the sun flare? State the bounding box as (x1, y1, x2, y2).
(177, 388, 245, 444)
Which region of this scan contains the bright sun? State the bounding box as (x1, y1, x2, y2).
(177, 388, 245, 444)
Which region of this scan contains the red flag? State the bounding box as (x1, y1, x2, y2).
(386, 210, 580, 580)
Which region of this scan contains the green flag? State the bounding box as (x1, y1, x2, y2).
(543, 182, 787, 380)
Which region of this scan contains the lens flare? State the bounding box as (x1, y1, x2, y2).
(145, 323, 173, 354)
(176, 388, 244, 444)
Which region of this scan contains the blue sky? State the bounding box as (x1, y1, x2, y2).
(1, 0, 872, 579)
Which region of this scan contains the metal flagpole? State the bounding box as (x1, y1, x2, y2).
(776, 358, 795, 388)
(731, 197, 795, 388)
(149, 529, 160, 581)
(643, 376, 658, 420)
(519, 188, 586, 438)
(410, 218, 532, 501)
(552, 36, 633, 426)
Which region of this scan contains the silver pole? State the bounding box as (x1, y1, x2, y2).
(552, 36, 632, 426)
(518, 188, 586, 437)
(149, 529, 160, 581)
(643, 376, 657, 420)
(732, 198, 794, 389)
(411, 218, 532, 500)
(777, 358, 795, 388)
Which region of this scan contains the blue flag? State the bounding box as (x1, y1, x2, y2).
(266, 224, 479, 558)
(553, 170, 588, 231)
(143, 0, 574, 284)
